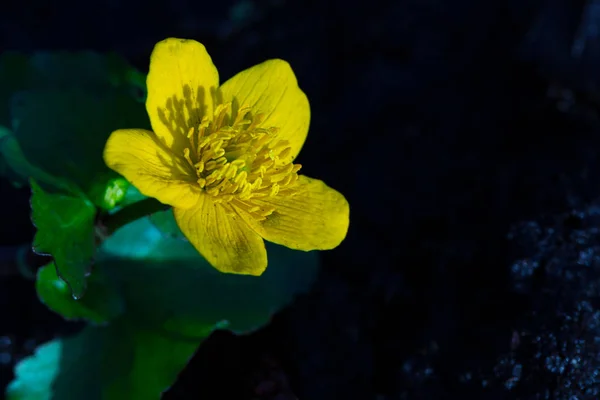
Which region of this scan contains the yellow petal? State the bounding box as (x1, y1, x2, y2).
(174, 195, 267, 275)
(219, 59, 310, 164)
(146, 38, 219, 153)
(239, 176, 349, 251)
(103, 129, 200, 209)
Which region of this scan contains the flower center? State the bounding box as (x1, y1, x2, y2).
(182, 102, 301, 220)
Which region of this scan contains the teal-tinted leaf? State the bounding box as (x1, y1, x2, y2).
(5, 339, 61, 400)
(11, 88, 147, 208)
(31, 180, 96, 299)
(36, 263, 124, 324)
(6, 321, 198, 400)
(100, 216, 319, 337)
(148, 208, 184, 239)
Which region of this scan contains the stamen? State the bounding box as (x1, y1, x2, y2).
(184, 101, 300, 220)
(183, 148, 194, 167)
(270, 184, 280, 197)
(278, 147, 291, 160)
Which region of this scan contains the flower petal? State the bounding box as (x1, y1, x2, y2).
(238, 176, 349, 251)
(103, 129, 200, 209)
(174, 195, 267, 275)
(146, 38, 219, 153)
(219, 59, 310, 164)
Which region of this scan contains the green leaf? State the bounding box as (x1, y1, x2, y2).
(0, 51, 145, 128)
(11, 88, 147, 208)
(27, 52, 146, 98)
(0, 52, 147, 207)
(36, 263, 124, 324)
(30, 180, 96, 299)
(23, 216, 319, 399)
(0, 131, 76, 192)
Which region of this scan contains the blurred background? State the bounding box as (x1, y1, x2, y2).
(4, 0, 600, 398)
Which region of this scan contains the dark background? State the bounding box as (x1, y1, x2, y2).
(4, 0, 600, 398)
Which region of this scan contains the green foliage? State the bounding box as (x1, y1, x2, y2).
(36, 263, 124, 324)
(0, 51, 148, 297)
(0, 134, 75, 191)
(30, 180, 96, 299)
(9, 216, 319, 400)
(0, 51, 147, 206)
(5, 321, 199, 400)
(6, 323, 199, 400)
(0, 51, 145, 129)
(11, 88, 146, 206)
(98, 215, 318, 335)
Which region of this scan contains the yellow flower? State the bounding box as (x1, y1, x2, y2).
(103, 38, 349, 275)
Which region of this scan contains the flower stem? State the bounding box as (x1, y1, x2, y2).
(102, 198, 170, 235)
